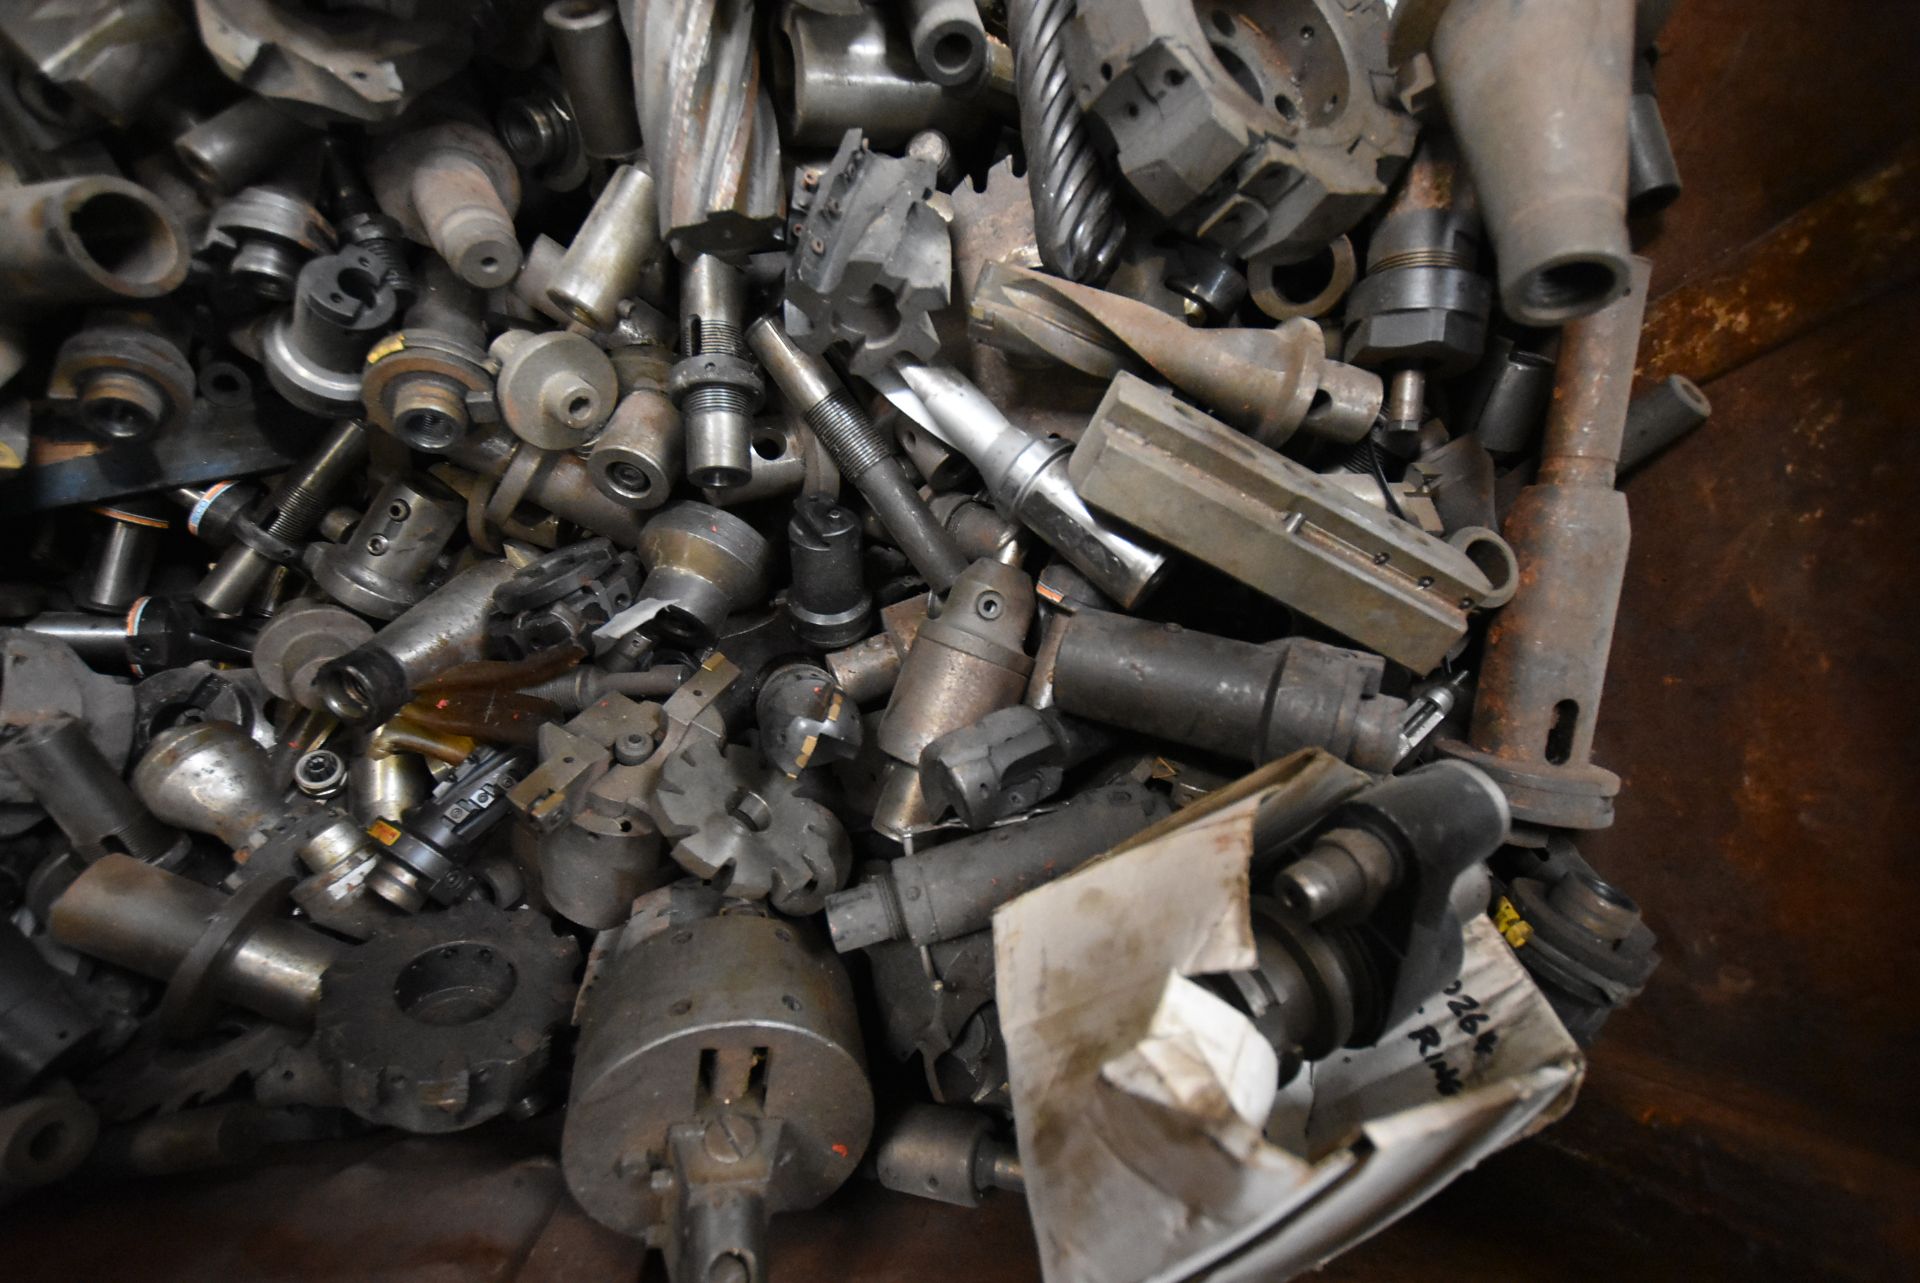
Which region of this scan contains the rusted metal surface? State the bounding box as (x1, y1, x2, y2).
(1573, 277, 1920, 1273)
(1637, 139, 1920, 387)
(2, 1123, 1047, 1282)
(1439, 260, 1650, 829)
(1, 1127, 641, 1281)
(1515, 1, 1920, 1265)
(1640, 0, 1920, 299)
(945, 158, 1105, 446)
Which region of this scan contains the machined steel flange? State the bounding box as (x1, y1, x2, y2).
(315, 901, 579, 1134)
(361, 328, 498, 451)
(47, 315, 195, 443)
(1062, 0, 1417, 261)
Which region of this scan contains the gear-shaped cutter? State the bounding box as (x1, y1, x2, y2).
(784, 129, 951, 378)
(653, 737, 851, 914)
(315, 901, 578, 1134)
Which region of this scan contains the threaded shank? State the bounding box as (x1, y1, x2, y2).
(262, 421, 368, 539)
(683, 383, 753, 419)
(1369, 247, 1476, 274)
(805, 393, 891, 478)
(1010, 0, 1126, 283)
(689, 317, 745, 358)
(364, 239, 415, 299)
(262, 485, 328, 538)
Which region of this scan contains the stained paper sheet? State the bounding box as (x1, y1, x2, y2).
(993, 753, 1583, 1283)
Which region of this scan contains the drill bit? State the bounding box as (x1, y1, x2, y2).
(636, 0, 785, 261)
(1008, 0, 1126, 284)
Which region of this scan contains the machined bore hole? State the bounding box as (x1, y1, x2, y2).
(932, 31, 975, 75)
(498, 105, 543, 159)
(478, 255, 500, 272)
(1460, 534, 1517, 598)
(27, 1119, 67, 1164)
(202, 362, 251, 406)
(83, 397, 155, 440)
(709, 1252, 751, 1283)
(399, 408, 458, 448)
(1523, 261, 1621, 317)
(1578, 873, 1636, 911)
(336, 263, 380, 307)
(1273, 94, 1299, 123)
(843, 287, 902, 343)
(326, 667, 375, 720)
(69, 190, 175, 287)
(976, 591, 1003, 620)
(607, 461, 652, 497)
(751, 431, 786, 460)
(1211, 10, 1236, 37)
(393, 942, 519, 1026)
(1545, 699, 1579, 766)
(567, 394, 593, 420)
(1270, 245, 1336, 302)
(1212, 43, 1263, 104)
(727, 790, 772, 833)
(1672, 376, 1711, 414)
